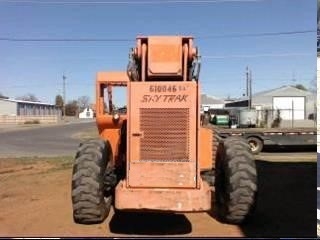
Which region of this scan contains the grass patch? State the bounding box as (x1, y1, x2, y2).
(0, 156, 75, 181)
(0, 156, 74, 172)
(0, 157, 41, 165)
(0, 156, 73, 164)
(43, 156, 74, 169)
(40, 156, 75, 174)
(24, 119, 40, 124)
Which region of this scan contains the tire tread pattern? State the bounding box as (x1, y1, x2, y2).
(215, 136, 257, 224)
(71, 139, 112, 224)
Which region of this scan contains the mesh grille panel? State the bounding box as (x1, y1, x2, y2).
(140, 108, 190, 161)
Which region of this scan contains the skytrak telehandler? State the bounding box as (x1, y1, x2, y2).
(71, 36, 257, 225)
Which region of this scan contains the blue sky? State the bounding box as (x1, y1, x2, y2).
(0, 0, 316, 106)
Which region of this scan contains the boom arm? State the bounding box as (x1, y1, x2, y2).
(127, 36, 201, 82)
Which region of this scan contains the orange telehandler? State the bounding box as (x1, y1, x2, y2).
(71, 36, 257, 225)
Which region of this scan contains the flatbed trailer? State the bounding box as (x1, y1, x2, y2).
(213, 127, 317, 154)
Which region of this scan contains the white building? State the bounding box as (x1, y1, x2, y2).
(251, 85, 315, 121)
(226, 86, 315, 120)
(79, 107, 94, 119)
(200, 94, 224, 113)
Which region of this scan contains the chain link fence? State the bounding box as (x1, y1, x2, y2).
(225, 107, 316, 129)
(254, 108, 316, 128)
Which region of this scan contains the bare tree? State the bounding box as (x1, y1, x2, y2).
(293, 84, 307, 91)
(77, 95, 90, 111)
(0, 92, 9, 99)
(55, 94, 64, 114)
(16, 93, 39, 102)
(65, 100, 79, 116)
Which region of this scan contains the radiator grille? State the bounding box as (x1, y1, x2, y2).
(140, 108, 190, 161)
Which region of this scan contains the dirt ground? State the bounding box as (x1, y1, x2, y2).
(0, 157, 316, 238)
(0, 158, 243, 237)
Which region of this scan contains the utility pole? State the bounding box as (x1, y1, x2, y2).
(246, 66, 249, 98)
(249, 69, 252, 109)
(63, 74, 66, 118)
(246, 66, 251, 109)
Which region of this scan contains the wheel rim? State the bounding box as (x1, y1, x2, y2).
(248, 140, 258, 152)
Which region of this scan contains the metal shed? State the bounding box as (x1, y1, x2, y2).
(0, 98, 61, 116)
(252, 85, 315, 120)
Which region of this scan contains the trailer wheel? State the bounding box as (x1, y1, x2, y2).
(214, 137, 257, 224)
(247, 137, 263, 154)
(71, 139, 113, 224)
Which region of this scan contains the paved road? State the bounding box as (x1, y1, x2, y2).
(0, 121, 96, 157)
(0, 121, 316, 160)
(257, 152, 316, 162)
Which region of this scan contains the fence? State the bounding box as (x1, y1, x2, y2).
(0, 115, 60, 124)
(255, 109, 316, 128)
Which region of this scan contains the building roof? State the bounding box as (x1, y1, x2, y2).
(253, 85, 313, 97)
(225, 99, 248, 108)
(201, 94, 224, 105)
(0, 98, 55, 106)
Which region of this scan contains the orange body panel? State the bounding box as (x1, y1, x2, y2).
(115, 179, 211, 212)
(96, 71, 128, 164)
(96, 36, 211, 212)
(199, 127, 213, 171)
(96, 71, 129, 85)
(127, 81, 198, 188)
(128, 162, 196, 188)
(147, 37, 183, 76)
(133, 36, 197, 82)
(96, 115, 125, 164)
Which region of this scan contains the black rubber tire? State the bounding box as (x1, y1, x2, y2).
(223, 137, 251, 151)
(247, 137, 263, 155)
(214, 137, 257, 224)
(71, 139, 113, 224)
(201, 130, 219, 186)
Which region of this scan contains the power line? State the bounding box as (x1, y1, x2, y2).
(0, 37, 133, 42)
(2, 52, 314, 60)
(0, 0, 272, 5)
(0, 30, 315, 42)
(1, 52, 314, 64)
(202, 52, 314, 59)
(197, 30, 316, 39)
(3, 82, 94, 88)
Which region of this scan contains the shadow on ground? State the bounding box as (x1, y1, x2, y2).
(109, 212, 192, 235)
(108, 160, 316, 237)
(240, 160, 317, 238)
